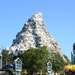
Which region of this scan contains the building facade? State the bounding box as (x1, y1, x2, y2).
(71, 43, 75, 64)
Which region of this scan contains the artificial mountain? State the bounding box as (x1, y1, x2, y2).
(9, 12, 66, 61)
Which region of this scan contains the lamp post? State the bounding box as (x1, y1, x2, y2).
(47, 61, 52, 75)
(14, 58, 22, 75)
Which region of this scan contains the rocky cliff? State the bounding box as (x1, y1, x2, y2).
(9, 12, 66, 61)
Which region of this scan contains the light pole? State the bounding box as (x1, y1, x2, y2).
(14, 58, 22, 75)
(47, 61, 52, 75)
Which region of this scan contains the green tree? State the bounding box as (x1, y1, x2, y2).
(63, 54, 71, 64)
(2, 49, 11, 66)
(21, 47, 67, 74)
(49, 50, 66, 72)
(22, 46, 49, 74)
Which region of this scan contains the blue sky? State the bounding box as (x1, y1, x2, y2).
(0, 0, 75, 60)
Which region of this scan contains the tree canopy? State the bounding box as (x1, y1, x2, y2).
(1, 46, 70, 75)
(22, 46, 49, 74)
(2, 49, 11, 66)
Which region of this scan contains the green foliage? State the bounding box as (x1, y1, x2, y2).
(1, 46, 69, 75)
(21, 47, 67, 74)
(22, 46, 49, 74)
(2, 49, 11, 66)
(48, 51, 66, 72)
(63, 54, 71, 64)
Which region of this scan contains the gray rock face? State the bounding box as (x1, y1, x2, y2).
(10, 12, 66, 61)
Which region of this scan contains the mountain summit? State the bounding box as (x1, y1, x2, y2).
(10, 12, 66, 61)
